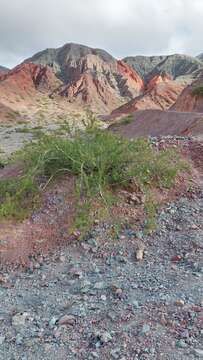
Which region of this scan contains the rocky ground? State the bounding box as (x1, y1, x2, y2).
(0, 136, 202, 359)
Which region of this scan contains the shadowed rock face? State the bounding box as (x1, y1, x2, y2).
(111, 74, 185, 116)
(172, 70, 203, 113)
(123, 54, 203, 82)
(25, 43, 144, 113)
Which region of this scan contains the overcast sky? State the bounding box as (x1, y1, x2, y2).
(0, 0, 203, 68)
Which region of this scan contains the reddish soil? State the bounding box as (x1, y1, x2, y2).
(0, 176, 77, 267)
(0, 136, 202, 268)
(109, 110, 203, 137)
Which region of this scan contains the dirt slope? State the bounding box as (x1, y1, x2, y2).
(109, 110, 203, 137)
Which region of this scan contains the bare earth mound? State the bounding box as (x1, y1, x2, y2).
(109, 110, 203, 137)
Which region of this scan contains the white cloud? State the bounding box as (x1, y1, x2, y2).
(0, 0, 203, 67)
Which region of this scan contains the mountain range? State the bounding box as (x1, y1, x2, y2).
(0, 43, 203, 124)
(123, 54, 203, 82)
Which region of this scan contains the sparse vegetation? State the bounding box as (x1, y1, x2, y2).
(118, 114, 134, 125)
(192, 85, 203, 96)
(0, 127, 187, 232)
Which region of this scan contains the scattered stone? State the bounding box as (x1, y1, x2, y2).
(135, 242, 145, 261)
(129, 299, 139, 308)
(94, 331, 112, 345)
(110, 348, 121, 359)
(176, 340, 187, 349)
(141, 324, 151, 335)
(0, 166, 202, 359)
(171, 255, 182, 262)
(192, 349, 203, 357)
(0, 336, 5, 345)
(0, 275, 7, 284)
(12, 313, 28, 326)
(175, 299, 185, 306)
(94, 282, 105, 290)
(15, 334, 23, 346)
(58, 315, 76, 326)
(49, 316, 58, 328)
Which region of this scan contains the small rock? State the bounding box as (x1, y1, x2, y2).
(49, 316, 58, 328)
(180, 329, 189, 339)
(110, 348, 121, 359)
(115, 288, 123, 297)
(175, 299, 185, 306)
(176, 340, 187, 349)
(135, 242, 145, 261)
(94, 282, 105, 290)
(12, 313, 28, 327)
(58, 315, 76, 326)
(193, 349, 203, 357)
(190, 224, 199, 230)
(59, 255, 66, 263)
(15, 334, 23, 346)
(72, 230, 81, 239)
(94, 331, 112, 345)
(171, 255, 182, 263)
(0, 275, 7, 284)
(0, 336, 5, 345)
(141, 324, 150, 335)
(89, 352, 99, 358)
(100, 331, 112, 344)
(130, 300, 139, 308)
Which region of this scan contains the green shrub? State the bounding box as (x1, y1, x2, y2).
(192, 85, 203, 96)
(0, 129, 186, 231)
(119, 114, 134, 125)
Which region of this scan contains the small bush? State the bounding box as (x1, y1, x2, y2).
(192, 85, 203, 97)
(119, 114, 134, 125)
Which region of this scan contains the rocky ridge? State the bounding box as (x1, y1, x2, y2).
(123, 54, 203, 82)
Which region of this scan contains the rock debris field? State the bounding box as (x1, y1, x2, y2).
(0, 137, 202, 359)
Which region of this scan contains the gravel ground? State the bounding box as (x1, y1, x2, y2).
(0, 189, 202, 359)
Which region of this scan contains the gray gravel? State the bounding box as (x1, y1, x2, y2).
(0, 189, 202, 359)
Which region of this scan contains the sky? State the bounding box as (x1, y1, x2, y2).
(0, 0, 203, 68)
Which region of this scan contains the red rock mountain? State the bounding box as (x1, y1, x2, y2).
(24, 43, 144, 113)
(111, 73, 185, 117)
(171, 70, 203, 113)
(0, 63, 62, 122)
(1, 43, 203, 124)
